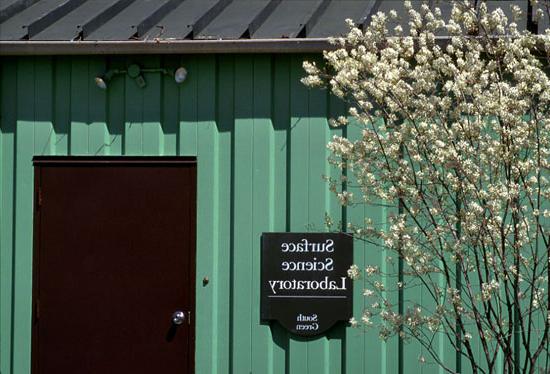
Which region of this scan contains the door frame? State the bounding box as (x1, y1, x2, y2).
(31, 156, 197, 373)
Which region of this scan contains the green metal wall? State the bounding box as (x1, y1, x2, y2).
(0, 55, 451, 374)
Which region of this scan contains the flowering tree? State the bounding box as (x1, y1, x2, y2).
(302, 1, 550, 373)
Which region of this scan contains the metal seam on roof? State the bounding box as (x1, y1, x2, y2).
(0, 0, 76, 40)
(247, 0, 280, 37)
(81, 0, 136, 40)
(31, 0, 120, 40)
(0, 0, 540, 52)
(84, 0, 172, 41)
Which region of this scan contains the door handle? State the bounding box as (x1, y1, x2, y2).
(171, 310, 186, 325)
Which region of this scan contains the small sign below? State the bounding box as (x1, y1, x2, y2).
(261, 233, 353, 337)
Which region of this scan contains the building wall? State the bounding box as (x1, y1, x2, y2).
(0, 55, 454, 374)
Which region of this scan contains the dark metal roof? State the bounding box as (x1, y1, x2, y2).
(0, 0, 541, 54)
(308, 0, 373, 38)
(196, 0, 271, 39)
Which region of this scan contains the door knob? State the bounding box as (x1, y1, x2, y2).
(171, 310, 186, 325)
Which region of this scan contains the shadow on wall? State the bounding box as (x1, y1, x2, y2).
(0, 54, 343, 156)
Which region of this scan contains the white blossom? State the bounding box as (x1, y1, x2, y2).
(363, 288, 375, 297)
(347, 264, 361, 280)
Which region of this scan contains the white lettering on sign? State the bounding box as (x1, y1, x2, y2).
(281, 239, 334, 253)
(296, 314, 319, 331)
(296, 314, 317, 322)
(281, 257, 333, 271)
(268, 276, 347, 295)
(265, 237, 349, 295)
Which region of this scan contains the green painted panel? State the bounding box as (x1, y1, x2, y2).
(142, 56, 163, 155)
(288, 54, 311, 374)
(251, 55, 273, 374)
(0, 56, 17, 374)
(345, 116, 368, 374)
(306, 57, 332, 374)
(13, 57, 35, 374)
(88, 57, 108, 155)
(34, 57, 55, 157)
(213, 55, 232, 374)
(70, 58, 90, 154)
(124, 57, 144, 156)
(105, 57, 125, 155)
(179, 57, 198, 157)
(327, 94, 346, 374)
(194, 54, 218, 374)
(0, 54, 476, 374)
(232, 55, 254, 373)
(53, 57, 71, 155)
(161, 56, 180, 156)
(270, 54, 291, 374)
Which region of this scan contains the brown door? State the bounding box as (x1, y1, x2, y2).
(32, 157, 196, 374)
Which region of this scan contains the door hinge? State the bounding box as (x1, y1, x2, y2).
(188, 311, 191, 325)
(35, 299, 40, 320)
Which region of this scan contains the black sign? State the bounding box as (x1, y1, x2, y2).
(261, 233, 353, 337)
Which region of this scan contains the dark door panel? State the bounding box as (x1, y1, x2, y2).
(32, 157, 196, 374)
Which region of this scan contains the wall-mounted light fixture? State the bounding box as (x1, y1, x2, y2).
(94, 69, 120, 89)
(174, 67, 187, 84)
(95, 64, 188, 90)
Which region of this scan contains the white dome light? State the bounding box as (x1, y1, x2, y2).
(94, 76, 107, 90)
(174, 67, 187, 84)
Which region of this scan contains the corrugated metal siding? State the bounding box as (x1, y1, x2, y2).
(1, 55, 457, 374)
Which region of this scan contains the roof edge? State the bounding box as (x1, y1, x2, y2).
(0, 39, 337, 55)
(4, 36, 541, 56)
